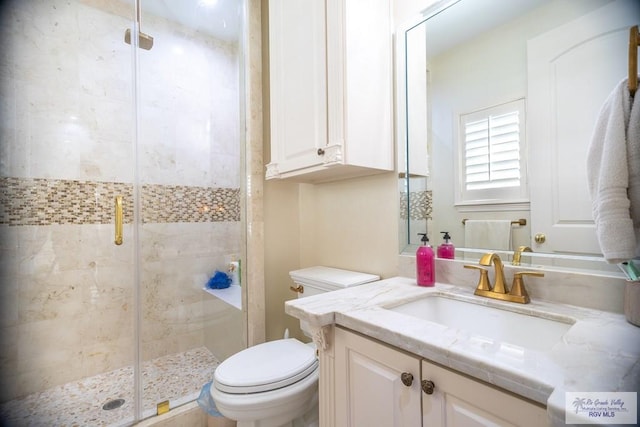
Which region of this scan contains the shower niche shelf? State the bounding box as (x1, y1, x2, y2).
(203, 285, 242, 310)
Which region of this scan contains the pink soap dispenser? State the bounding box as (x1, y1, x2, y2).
(416, 233, 435, 287)
(437, 231, 455, 259)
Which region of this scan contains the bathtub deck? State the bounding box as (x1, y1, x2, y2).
(0, 347, 219, 426)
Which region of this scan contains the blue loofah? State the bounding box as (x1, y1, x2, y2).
(206, 270, 232, 289)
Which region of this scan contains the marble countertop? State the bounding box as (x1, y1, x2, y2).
(285, 276, 640, 426)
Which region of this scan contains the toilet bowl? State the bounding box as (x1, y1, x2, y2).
(210, 339, 319, 427)
(210, 266, 379, 427)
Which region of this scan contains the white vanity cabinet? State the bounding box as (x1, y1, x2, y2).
(266, 0, 394, 183)
(331, 327, 547, 427)
(421, 360, 547, 426)
(334, 326, 422, 426)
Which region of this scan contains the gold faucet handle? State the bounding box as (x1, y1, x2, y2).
(464, 265, 491, 291)
(509, 271, 544, 303)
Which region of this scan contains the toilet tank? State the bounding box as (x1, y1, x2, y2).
(289, 266, 379, 337)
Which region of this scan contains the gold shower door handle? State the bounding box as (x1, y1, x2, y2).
(115, 196, 123, 245)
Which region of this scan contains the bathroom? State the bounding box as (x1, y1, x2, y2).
(1, 0, 639, 426)
(0, 0, 250, 425)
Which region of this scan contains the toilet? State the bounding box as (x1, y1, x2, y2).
(210, 266, 379, 427)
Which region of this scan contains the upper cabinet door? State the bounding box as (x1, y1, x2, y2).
(266, 0, 394, 183)
(267, 0, 328, 178)
(527, 2, 638, 255)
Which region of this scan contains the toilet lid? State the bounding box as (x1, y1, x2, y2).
(289, 266, 380, 291)
(214, 339, 318, 394)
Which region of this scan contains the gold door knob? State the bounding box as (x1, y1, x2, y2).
(400, 372, 413, 387)
(317, 148, 325, 156)
(534, 233, 546, 244)
(421, 379, 435, 395)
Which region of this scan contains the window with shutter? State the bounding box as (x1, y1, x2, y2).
(456, 99, 528, 207)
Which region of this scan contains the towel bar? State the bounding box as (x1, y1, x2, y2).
(461, 218, 526, 226)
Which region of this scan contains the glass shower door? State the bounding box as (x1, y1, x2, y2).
(134, 0, 245, 419)
(0, 0, 137, 425)
(0, 0, 245, 424)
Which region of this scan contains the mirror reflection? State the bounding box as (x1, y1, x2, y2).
(398, 0, 638, 273)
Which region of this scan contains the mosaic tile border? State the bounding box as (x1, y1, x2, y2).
(400, 190, 433, 220)
(142, 184, 240, 223)
(0, 177, 240, 226)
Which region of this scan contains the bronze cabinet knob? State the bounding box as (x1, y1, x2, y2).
(400, 372, 413, 387)
(421, 379, 435, 395)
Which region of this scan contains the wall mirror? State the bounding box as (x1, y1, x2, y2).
(397, 0, 638, 274)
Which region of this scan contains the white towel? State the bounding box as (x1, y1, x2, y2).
(464, 220, 512, 251)
(628, 84, 640, 256)
(586, 77, 639, 263)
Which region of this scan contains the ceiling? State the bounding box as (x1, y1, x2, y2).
(421, 0, 553, 59)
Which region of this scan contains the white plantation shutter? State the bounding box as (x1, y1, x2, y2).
(457, 99, 528, 206)
(464, 110, 521, 190)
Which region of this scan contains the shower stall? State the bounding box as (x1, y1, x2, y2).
(0, 0, 247, 425)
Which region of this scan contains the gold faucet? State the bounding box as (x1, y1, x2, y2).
(465, 252, 544, 304)
(512, 246, 532, 266)
(479, 252, 507, 294)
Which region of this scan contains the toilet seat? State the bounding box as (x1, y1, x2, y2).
(214, 338, 318, 394)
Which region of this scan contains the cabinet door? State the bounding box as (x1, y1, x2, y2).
(334, 327, 421, 427)
(267, 0, 393, 182)
(267, 0, 327, 178)
(421, 360, 547, 427)
(326, 0, 394, 171)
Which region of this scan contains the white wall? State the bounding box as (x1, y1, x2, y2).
(264, 174, 399, 342)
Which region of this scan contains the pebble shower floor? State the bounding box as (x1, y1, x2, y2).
(0, 347, 219, 426)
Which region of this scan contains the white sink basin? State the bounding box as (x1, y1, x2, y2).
(387, 296, 573, 352)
